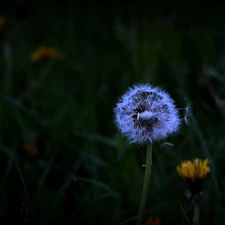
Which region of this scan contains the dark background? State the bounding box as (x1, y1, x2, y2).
(0, 1, 225, 225)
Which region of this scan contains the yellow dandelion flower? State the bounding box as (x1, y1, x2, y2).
(0, 17, 5, 29)
(177, 158, 210, 182)
(177, 158, 210, 203)
(31, 46, 61, 62)
(145, 216, 161, 225)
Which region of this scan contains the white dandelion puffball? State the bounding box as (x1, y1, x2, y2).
(114, 84, 181, 144)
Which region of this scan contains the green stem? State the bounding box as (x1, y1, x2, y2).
(193, 204, 200, 225)
(137, 144, 153, 225)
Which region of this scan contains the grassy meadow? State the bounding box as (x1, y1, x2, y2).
(0, 2, 225, 225)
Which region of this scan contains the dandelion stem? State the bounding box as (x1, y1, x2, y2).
(193, 204, 200, 225)
(137, 144, 152, 225)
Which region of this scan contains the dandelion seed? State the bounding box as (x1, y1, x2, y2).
(183, 103, 192, 125)
(178, 101, 192, 125)
(160, 141, 174, 149)
(114, 84, 181, 144)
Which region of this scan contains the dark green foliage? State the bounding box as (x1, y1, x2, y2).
(0, 3, 225, 225)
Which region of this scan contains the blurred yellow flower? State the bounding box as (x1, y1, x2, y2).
(31, 46, 61, 62)
(177, 158, 210, 182)
(0, 17, 5, 29)
(145, 216, 161, 225)
(24, 140, 38, 155)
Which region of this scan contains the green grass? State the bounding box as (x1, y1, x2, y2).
(0, 3, 225, 225)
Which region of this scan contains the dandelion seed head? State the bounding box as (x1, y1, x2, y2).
(114, 84, 181, 144)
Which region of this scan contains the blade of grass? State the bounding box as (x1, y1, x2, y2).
(33, 148, 57, 201)
(0, 93, 41, 123)
(191, 115, 220, 198)
(44, 171, 74, 223)
(0, 144, 13, 158)
(1, 144, 16, 213)
(77, 131, 117, 148)
(178, 201, 191, 225)
(43, 160, 84, 223)
(73, 177, 119, 198)
(12, 148, 40, 225)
